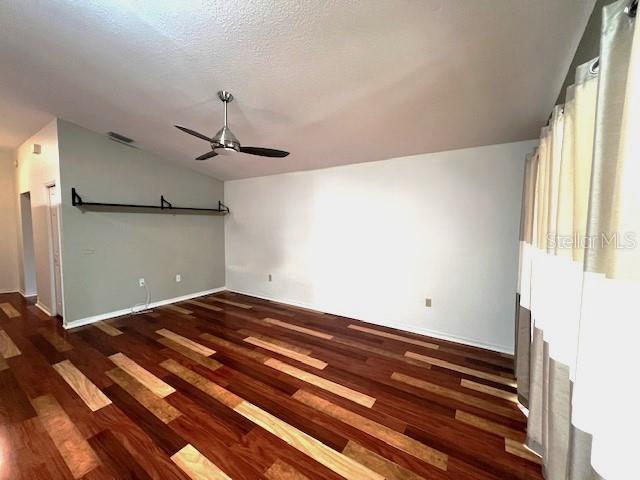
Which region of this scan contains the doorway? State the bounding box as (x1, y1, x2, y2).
(19, 192, 37, 297)
(46, 184, 63, 317)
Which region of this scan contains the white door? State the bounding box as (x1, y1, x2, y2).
(48, 185, 63, 316)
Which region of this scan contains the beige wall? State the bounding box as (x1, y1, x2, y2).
(58, 120, 226, 325)
(0, 149, 19, 292)
(15, 119, 61, 312)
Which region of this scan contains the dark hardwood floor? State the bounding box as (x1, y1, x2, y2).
(0, 291, 542, 479)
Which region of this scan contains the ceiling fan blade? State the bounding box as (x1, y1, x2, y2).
(175, 125, 212, 142)
(195, 151, 218, 160)
(239, 146, 289, 158)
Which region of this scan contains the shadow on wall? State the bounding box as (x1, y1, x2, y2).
(19, 192, 37, 296)
(15, 199, 57, 315)
(225, 175, 313, 301)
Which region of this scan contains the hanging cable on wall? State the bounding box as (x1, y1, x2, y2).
(131, 281, 152, 315)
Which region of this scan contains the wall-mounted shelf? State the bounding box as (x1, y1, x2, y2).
(71, 188, 230, 216)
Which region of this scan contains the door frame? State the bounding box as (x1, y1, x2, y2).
(45, 181, 65, 318)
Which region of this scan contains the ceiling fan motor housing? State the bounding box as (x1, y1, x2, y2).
(212, 125, 240, 152)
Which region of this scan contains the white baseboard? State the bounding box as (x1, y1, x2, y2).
(0, 288, 38, 298)
(36, 302, 52, 316)
(227, 288, 514, 354)
(378, 322, 514, 354)
(64, 286, 226, 330)
(227, 289, 327, 314)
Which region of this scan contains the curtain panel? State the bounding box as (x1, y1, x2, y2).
(515, 1, 639, 479)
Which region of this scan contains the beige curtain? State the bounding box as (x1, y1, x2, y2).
(516, 1, 639, 479)
(570, 1, 639, 478)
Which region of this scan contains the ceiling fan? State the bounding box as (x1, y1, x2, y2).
(175, 91, 290, 160)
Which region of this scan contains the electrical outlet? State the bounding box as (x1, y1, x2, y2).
(268, 274, 272, 282)
(175, 274, 181, 282)
(138, 278, 145, 287)
(425, 298, 432, 307)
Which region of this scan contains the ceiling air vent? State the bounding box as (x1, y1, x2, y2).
(107, 131, 138, 148)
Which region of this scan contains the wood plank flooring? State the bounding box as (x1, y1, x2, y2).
(0, 291, 541, 479)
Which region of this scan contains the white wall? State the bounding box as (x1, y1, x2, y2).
(58, 120, 226, 325)
(15, 119, 61, 312)
(225, 140, 537, 353)
(0, 149, 19, 293)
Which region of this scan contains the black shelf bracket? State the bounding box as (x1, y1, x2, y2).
(161, 195, 172, 210)
(71, 187, 229, 216)
(71, 187, 83, 206)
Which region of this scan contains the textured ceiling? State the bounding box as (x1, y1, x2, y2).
(0, 0, 594, 180)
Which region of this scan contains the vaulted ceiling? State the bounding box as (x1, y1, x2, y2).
(0, 1, 594, 180)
